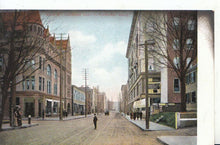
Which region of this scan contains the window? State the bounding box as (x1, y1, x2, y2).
(192, 91, 196, 103)
(191, 71, 196, 83)
(22, 76, 26, 91)
(54, 69, 57, 80)
(188, 20, 195, 30)
(47, 64, 51, 76)
(186, 74, 190, 84)
(31, 59, 35, 69)
(27, 78, 29, 90)
(53, 102, 58, 113)
(47, 80, 51, 94)
(43, 58, 45, 71)
(173, 57, 180, 68)
(174, 78, 180, 92)
(42, 78, 45, 91)
(186, 38, 193, 49)
(54, 83, 57, 95)
(173, 17, 180, 28)
(186, 57, 191, 67)
(39, 77, 42, 91)
(39, 57, 42, 69)
(31, 76, 35, 90)
(186, 93, 190, 103)
(173, 39, 179, 50)
(16, 97, 20, 105)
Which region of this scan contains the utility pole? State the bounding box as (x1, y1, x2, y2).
(83, 68, 88, 117)
(144, 40, 155, 129)
(144, 40, 149, 129)
(59, 34, 63, 120)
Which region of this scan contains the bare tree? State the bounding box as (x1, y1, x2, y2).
(141, 11, 197, 112)
(0, 10, 70, 129)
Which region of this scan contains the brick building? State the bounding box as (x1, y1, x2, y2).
(0, 10, 72, 119)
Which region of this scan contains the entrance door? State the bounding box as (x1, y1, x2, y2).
(25, 102, 34, 117)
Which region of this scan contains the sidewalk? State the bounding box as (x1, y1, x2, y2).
(124, 114, 174, 131)
(1, 123, 39, 131)
(123, 113, 197, 145)
(1, 114, 94, 131)
(25, 114, 93, 121)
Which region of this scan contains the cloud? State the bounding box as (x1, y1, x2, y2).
(68, 30, 96, 48)
(88, 41, 127, 67)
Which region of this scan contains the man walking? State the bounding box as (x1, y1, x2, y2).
(93, 114, 98, 129)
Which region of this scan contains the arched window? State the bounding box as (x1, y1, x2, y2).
(54, 69, 57, 80)
(47, 64, 51, 76)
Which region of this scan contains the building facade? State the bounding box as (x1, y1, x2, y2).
(72, 85, 85, 115)
(0, 11, 72, 119)
(126, 11, 163, 115)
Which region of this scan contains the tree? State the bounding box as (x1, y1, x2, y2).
(0, 10, 65, 129)
(141, 11, 197, 112)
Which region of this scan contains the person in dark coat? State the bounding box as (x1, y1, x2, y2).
(14, 106, 22, 126)
(93, 114, 98, 129)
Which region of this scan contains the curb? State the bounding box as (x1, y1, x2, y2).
(1, 124, 39, 132)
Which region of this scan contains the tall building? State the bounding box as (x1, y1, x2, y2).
(126, 11, 197, 113)
(0, 10, 72, 118)
(126, 11, 163, 114)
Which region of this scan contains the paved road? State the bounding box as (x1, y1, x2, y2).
(0, 112, 196, 145)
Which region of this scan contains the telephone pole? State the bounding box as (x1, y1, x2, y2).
(83, 68, 88, 117)
(59, 34, 63, 120)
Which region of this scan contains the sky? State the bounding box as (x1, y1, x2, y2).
(40, 11, 133, 101)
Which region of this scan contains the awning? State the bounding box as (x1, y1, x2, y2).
(133, 98, 150, 108)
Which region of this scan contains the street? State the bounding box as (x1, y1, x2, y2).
(0, 112, 196, 145)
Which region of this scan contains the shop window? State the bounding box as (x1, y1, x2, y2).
(53, 102, 58, 113)
(46, 101, 52, 115)
(174, 78, 180, 92)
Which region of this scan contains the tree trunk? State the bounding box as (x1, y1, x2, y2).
(180, 76, 186, 112)
(0, 88, 8, 130)
(10, 78, 16, 127)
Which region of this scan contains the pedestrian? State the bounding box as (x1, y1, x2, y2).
(140, 111, 142, 120)
(42, 109, 44, 120)
(93, 114, 98, 129)
(14, 106, 22, 126)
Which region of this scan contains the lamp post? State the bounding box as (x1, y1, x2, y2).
(144, 40, 155, 129)
(59, 34, 63, 120)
